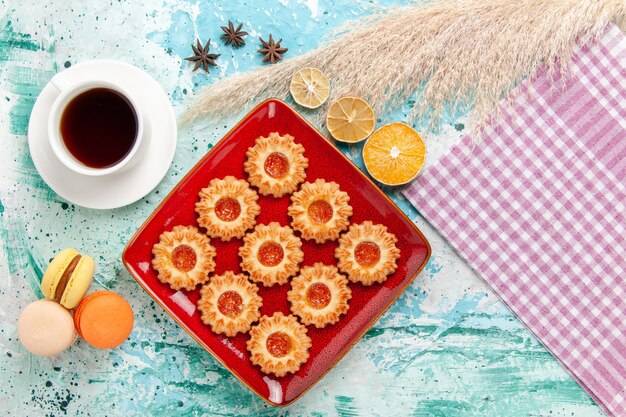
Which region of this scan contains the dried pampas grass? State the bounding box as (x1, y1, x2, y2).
(183, 0, 625, 131)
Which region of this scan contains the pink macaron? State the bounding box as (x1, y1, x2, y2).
(17, 299, 77, 357)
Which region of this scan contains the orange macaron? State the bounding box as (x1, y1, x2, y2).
(74, 291, 134, 349)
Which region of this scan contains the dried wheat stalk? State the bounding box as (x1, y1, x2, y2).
(182, 0, 625, 131)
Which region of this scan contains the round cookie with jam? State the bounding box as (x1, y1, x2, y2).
(152, 225, 216, 291)
(287, 179, 353, 244)
(195, 176, 261, 241)
(239, 222, 304, 287)
(197, 271, 263, 337)
(335, 221, 401, 285)
(244, 132, 308, 197)
(246, 312, 312, 377)
(287, 263, 351, 328)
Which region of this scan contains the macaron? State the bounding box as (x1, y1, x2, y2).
(18, 299, 77, 357)
(74, 291, 134, 349)
(41, 248, 95, 309)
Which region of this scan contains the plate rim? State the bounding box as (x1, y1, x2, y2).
(121, 98, 432, 406)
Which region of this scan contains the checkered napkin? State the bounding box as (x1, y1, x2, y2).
(403, 25, 626, 417)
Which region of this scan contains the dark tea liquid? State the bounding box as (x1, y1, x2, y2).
(60, 88, 138, 168)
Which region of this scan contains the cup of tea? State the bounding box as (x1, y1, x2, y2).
(47, 71, 149, 176)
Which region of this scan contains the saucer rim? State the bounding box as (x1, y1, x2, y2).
(27, 59, 177, 210)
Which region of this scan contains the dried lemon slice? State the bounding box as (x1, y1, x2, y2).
(289, 67, 330, 109)
(326, 97, 375, 143)
(362, 122, 426, 186)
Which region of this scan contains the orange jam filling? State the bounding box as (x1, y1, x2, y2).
(266, 332, 292, 358)
(257, 241, 284, 267)
(217, 291, 243, 318)
(171, 245, 197, 272)
(307, 199, 333, 224)
(354, 241, 381, 266)
(215, 197, 241, 222)
(264, 152, 290, 179)
(306, 282, 331, 309)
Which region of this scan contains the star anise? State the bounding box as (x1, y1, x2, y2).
(185, 39, 220, 73)
(221, 21, 248, 48)
(258, 34, 288, 64)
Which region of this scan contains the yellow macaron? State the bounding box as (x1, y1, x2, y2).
(41, 248, 95, 309)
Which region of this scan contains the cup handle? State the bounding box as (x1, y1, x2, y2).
(49, 71, 75, 93)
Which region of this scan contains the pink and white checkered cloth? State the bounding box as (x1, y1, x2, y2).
(404, 25, 626, 417)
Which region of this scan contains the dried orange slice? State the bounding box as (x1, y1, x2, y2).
(326, 97, 375, 143)
(289, 67, 330, 109)
(362, 122, 426, 186)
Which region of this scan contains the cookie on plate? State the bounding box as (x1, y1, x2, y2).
(152, 225, 216, 291)
(288, 179, 353, 244)
(195, 176, 261, 241)
(244, 132, 308, 197)
(335, 221, 401, 285)
(239, 222, 304, 287)
(197, 271, 263, 337)
(287, 263, 351, 328)
(247, 312, 312, 377)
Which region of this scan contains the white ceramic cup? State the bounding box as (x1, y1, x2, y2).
(47, 71, 149, 176)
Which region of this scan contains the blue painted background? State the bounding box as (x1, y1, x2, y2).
(0, 0, 603, 415)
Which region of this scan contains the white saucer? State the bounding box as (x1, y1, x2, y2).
(28, 60, 177, 209)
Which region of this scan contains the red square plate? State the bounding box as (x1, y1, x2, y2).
(122, 99, 431, 406)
